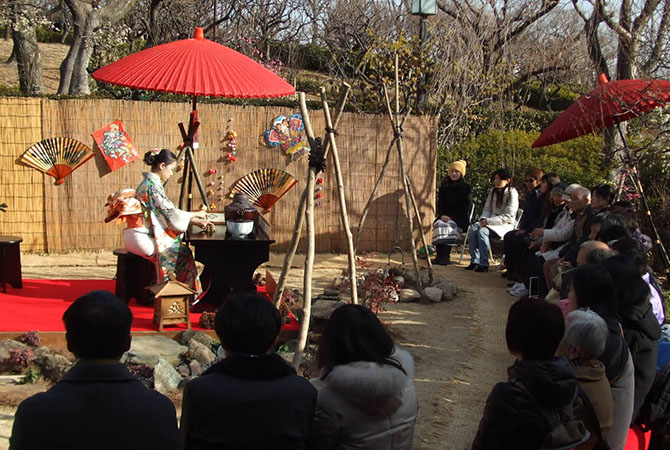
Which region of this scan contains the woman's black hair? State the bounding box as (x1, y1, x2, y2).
(317, 304, 399, 379)
(611, 238, 647, 275)
(596, 224, 632, 243)
(570, 264, 617, 315)
(592, 183, 615, 205)
(505, 297, 564, 360)
(143, 149, 177, 170)
(602, 255, 650, 311)
(490, 168, 512, 208)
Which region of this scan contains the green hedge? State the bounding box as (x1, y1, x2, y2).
(438, 130, 610, 207)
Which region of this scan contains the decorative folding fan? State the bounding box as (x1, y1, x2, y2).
(230, 169, 298, 213)
(21, 138, 94, 185)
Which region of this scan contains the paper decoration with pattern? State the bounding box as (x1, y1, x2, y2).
(91, 120, 139, 171)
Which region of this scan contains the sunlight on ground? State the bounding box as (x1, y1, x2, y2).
(382, 319, 428, 326)
(397, 342, 446, 351)
(379, 309, 423, 316)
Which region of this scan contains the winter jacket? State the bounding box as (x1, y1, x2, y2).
(620, 300, 662, 420)
(471, 358, 579, 450)
(542, 205, 574, 247)
(572, 360, 614, 437)
(181, 353, 317, 450)
(310, 348, 418, 450)
(518, 186, 543, 232)
(559, 206, 595, 265)
(480, 186, 520, 237)
(436, 178, 472, 231)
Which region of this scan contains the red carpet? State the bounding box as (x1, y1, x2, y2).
(0, 279, 299, 333)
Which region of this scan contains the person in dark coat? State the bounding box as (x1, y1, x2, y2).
(180, 293, 317, 450)
(432, 159, 471, 265)
(472, 297, 583, 450)
(602, 255, 661, 422)
(10, 290, 180, 450)
(501, 168, 548, 281)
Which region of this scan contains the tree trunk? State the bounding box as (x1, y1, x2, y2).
(12, 27, 43, 94)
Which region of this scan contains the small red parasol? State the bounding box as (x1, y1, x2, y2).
(532, 74, 670, 148)
(92, 28, 295, 99)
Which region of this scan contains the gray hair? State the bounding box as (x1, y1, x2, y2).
(564, 309, 608, 360)
(570, 186, 592, 202)
(579, 240, 614, 264)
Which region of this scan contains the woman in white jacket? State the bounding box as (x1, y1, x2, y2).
(310, 304, 418, 450)
(466, 168, 519, 272)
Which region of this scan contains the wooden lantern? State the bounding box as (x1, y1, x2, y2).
(148, 272, 196, 331)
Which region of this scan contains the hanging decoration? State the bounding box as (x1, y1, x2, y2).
(315, 177, 324, 207)
(21, 137, 94, 185)
(223, 119, 238, 170)
(264, 113, 309, 162)
(91, 120, 139, 171)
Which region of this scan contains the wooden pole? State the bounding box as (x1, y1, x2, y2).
(354, 108, 412, 252)
(383, 57, 423, 291)
(293, 92, 317, 370)
(405, 173, 434, 282)
(273, 84, 351, 307)
(321, 86, 358, 304)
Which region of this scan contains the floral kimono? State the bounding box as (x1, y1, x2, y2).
(136, 172, 201, 292)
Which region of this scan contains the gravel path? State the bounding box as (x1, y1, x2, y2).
(0, 251, 515, 450)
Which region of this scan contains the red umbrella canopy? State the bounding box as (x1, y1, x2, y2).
(532, 74, 670, 148)
(92, 28, 295, 99)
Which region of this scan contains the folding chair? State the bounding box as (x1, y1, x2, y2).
(457, 204, 476, 264)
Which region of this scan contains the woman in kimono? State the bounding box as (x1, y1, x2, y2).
(136, 148, 211, 291)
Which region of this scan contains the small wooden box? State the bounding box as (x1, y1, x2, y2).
(148, 278, 195, 331)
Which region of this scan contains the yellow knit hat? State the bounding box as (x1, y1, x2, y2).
(449, 160, 467, 177)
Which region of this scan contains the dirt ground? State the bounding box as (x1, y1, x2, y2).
(0, 250, 516, 450)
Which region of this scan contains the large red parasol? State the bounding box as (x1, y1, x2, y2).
(532, 74, 670, 148)
(92, 27, 295, 99)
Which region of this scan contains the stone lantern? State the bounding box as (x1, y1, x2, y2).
(148, 273, 196, 331)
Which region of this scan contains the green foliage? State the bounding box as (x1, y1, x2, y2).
(35, 26, 72, 44)
(438, 130, 610, 206)
(18, 368, 38, 384)
(516, 81, 581, 111)
(295, 77, 322, 95)
(293, 43, 331, 72)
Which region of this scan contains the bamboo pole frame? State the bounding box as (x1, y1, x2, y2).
(292, 92, 318, 370)
(321, 87, 358, 305)
(273, 84, 351, 308)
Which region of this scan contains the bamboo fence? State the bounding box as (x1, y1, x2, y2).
(0, 98, 437, 254)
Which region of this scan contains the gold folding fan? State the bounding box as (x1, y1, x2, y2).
(230, 169, 298, 213)
(21, 137, 94, 185)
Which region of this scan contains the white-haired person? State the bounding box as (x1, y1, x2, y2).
(557, 309, 613, 448)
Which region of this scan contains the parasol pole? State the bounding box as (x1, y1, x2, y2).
(615, 119, 670, 274)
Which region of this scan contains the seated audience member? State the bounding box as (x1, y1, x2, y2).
(569, 264, 634, 450)
(10, 290, 180, 450)
(558, 309, 614, 444)
(612, 238, 665, 325)
(508, 183, 572, 297)
(502, 168, 546, 281)
(432, 159, 472, 265)
(588, 211, 628, 241)
(543, 185, 595, 294)
(181, 293, 316, 450)
(472, 298, 582, 450)
(591, 184, 615, 213)
(602, 255, 661, 421)
(576, 240, 614, 266)
(311, 304, 418, 450)
(610, 201, 653, 252)
(467, 168, 519, 272)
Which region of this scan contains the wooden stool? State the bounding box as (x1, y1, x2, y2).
(0, 236, 23, 293)
(113, 248, 156, 305)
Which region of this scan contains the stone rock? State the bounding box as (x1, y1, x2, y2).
(188, 359, 203, 377)
(422, 286, 443, 303)
(391, 275, 405, 287)
(123, 336, 187, 367)
(0, 340, 30, 361)
(397, 288, 421, 303)
(431, 280, 458, 301)
(177, 364, 191, 377)
(311, 300, 349, 320)
(153, 358, 182, 394)
(187, 340, 216, 367)
(32, 347, 73, 382)
(401, 269, 419, 288)
(420, 270, 432, 288)
(324, 289, 341, 297)
(180, 330, 214, 348)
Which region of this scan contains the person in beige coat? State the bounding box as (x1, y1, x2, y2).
(310, 304, 418, 450)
